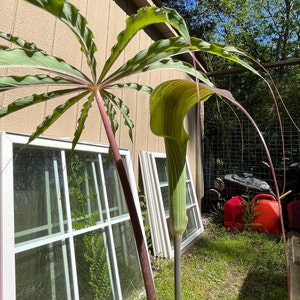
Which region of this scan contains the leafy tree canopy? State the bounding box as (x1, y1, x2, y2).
(162, 0, 299, 63)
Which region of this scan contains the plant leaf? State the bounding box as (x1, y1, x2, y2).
(25, 0, 97, 80)
(103, 37, 195, 84)
(109, 82, 153, 94)
(28, 90, 90, 143)
(72, 93, 94, 150)
(103, 36, 258, 85)
(141, 59, 213, 86)
(0, 74, 80, 91)
(0, 88, 84, 117)
(0, 48, 91, 83)
(99, 6, 190, 82)
(190, 38, 260, 76)
(101, 90, 134, 141)
(100, 91, 118, 136)
(0, 32, 44, 52)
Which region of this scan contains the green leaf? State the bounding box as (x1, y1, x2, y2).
(0, 88, 84, 117)
(189, 38, 260, 76)
(0, 48, 91, 83)
(0, 74, 79, 91)
(101, 90, 134, 141)
(100, 91, 118, 136)
(0, 32, 43, 52)
(28, 90, 90, 143)
(109, 82, 153, 94)
(103, 37, 195, 84)
(99, 6, 190, 81)
(103, 36, 258, 85)
(72, 94, 94, 150)
(141, 59, 213, 86)
(25, 0, 97, 80)
(150, 79, 234, 237)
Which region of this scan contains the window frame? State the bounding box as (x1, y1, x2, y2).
(139, 151, 204, 258)
(0, 132, 145, 300)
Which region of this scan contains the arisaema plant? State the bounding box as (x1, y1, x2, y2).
(0, 0, 279, 299)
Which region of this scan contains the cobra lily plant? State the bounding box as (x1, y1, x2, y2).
(0, 0, 280, 299)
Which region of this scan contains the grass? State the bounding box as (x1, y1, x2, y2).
(153, 215, 288, 299)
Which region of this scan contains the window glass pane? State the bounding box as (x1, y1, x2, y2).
(102, 155, 128, 217)
(112, 221, 144, 299)
(74, 229, 113, 300)
(15, 240, 74, 300)
(160, 186, 170, 211)
(13, 145, 66, 243)
(186, 181, 194, 205)
(155, 157, 168, 183)
(183, 207, 199, 238)
(67, 152, 106, 227)
(155, 158, 170, 210)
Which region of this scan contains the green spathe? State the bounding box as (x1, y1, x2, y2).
(150, 79, 234, 236)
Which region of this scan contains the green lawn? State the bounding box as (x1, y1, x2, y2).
(153, 216, 288, 299)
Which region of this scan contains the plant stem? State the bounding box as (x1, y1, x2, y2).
(94, 89, 157, 300)
(174, 235, 182, 300)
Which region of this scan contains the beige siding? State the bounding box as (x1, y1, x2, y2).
(0, 0, 203, 197)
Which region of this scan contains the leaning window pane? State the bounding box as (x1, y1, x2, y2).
(13, 145, 66, 243)
(15, 240, 74, 299)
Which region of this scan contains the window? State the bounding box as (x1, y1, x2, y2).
(139, 152, 203, 258)
(0, 132, 145, 300)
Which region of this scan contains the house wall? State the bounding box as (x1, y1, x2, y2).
(0, 0, 203, 198)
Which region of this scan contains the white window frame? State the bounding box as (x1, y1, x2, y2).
(139, 151, 204, 259)
(0, 132, 145, 300)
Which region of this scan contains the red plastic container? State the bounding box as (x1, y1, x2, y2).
(224, 196, 245, 231)
(251, 194, 281, 234)
(287, 200, 300, 230)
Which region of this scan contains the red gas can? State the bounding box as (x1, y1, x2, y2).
(251, 194, 281, 234)
(224, 196, 246, 231)
(287, 200, 300, 230)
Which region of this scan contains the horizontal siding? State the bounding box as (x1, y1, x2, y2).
(0, 0, 201, 196)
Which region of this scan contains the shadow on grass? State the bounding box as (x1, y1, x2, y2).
(237, 270, 288, 299)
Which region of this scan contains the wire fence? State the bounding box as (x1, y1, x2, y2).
(202, 99, 300, 211)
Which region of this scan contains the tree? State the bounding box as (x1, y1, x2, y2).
(162, 0, 300, 63)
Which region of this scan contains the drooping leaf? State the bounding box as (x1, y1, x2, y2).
(99, 6, 190, 82)
(103, 36, 258, 85)
(0, 32, 44, 52)
(72, 94, 94, 150)
(0, 88, 84, 117)
(101, 90, 134, 141)
(189, 38, 259, 76)
(103, 37, 191, 84)
(141, 59, 213, 86)
(100, 91, 118, 136)
(0, 48, 91, 83)
(25, 0, 97, 79)
(109, 82, 153, 94)
(28, 90, 90, 143)
(0, 74, 79, 91)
